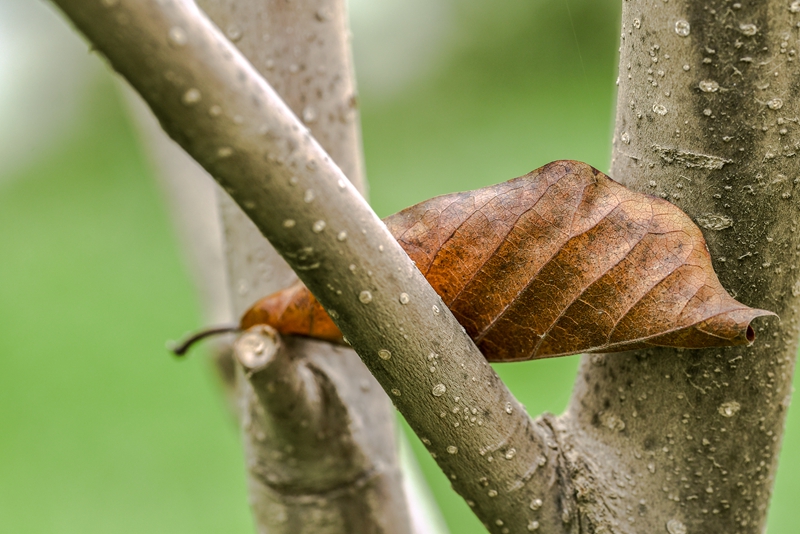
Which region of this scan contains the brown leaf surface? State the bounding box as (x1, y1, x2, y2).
(241, 160, 773, 362)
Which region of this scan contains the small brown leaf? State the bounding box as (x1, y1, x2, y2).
(242, 160, 773, 362)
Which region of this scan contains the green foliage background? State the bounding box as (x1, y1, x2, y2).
(1, 1, 798, 532)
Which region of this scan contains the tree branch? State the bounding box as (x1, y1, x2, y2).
(190, 1, 416, 531)
(124, 0, 426, 530)
(50, 0, 568, 532)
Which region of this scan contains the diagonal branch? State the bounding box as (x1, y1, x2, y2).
(50, 0, 574, 532)
(191, 1, 419, 531)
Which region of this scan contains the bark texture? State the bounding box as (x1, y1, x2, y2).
(49, 1, 569, 532)
(51, 0, 799, 532)
(560, 1, 799, 532)
(191, 2, 412, 532)
(126, 0, 428, 531)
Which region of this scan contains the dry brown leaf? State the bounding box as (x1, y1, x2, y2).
(241, 160, 773, 362)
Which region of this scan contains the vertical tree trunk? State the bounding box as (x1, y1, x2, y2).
(563, 1, 799, 532)
(184, 1, 413, 532)
(126, 0, 421, 531)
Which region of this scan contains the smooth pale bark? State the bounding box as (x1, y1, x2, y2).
(561, 1, 798, 532)
(192, 1, 412, 532)
(123, 0, 424, 531)
(49, 1, 565, 532)
(123, 90, 240, 402)
(51, 0, 798, 532)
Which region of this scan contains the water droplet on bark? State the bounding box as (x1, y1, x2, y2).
(718, 401, 741, 417)
(699, 80, 720, 92)
(768, 98, 784, 110)
(226, 24, 243, 42)
(182, 88, 202, 106)
(168, 27, 188, 47)
(696, 214, 733, 231)
(302, 106, 317, 123)
(739, 23, 758, 36)
(667, 519, 687, 534)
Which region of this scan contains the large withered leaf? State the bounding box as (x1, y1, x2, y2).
(241, 160, 772, 362)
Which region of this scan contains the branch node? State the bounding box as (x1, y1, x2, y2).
(235, 325, 281, 371)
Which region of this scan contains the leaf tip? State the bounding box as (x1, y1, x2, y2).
(742, 308, 778, 346)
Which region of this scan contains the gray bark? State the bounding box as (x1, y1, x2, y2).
(192, 2, 412, 532)
(49, 1, 566, 532)
(558, 1, 798, 532)
(49, 0, 798, 532)
(122, 0, 428, 531)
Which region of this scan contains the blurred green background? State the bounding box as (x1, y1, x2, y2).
(1, 1, 798, 532)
